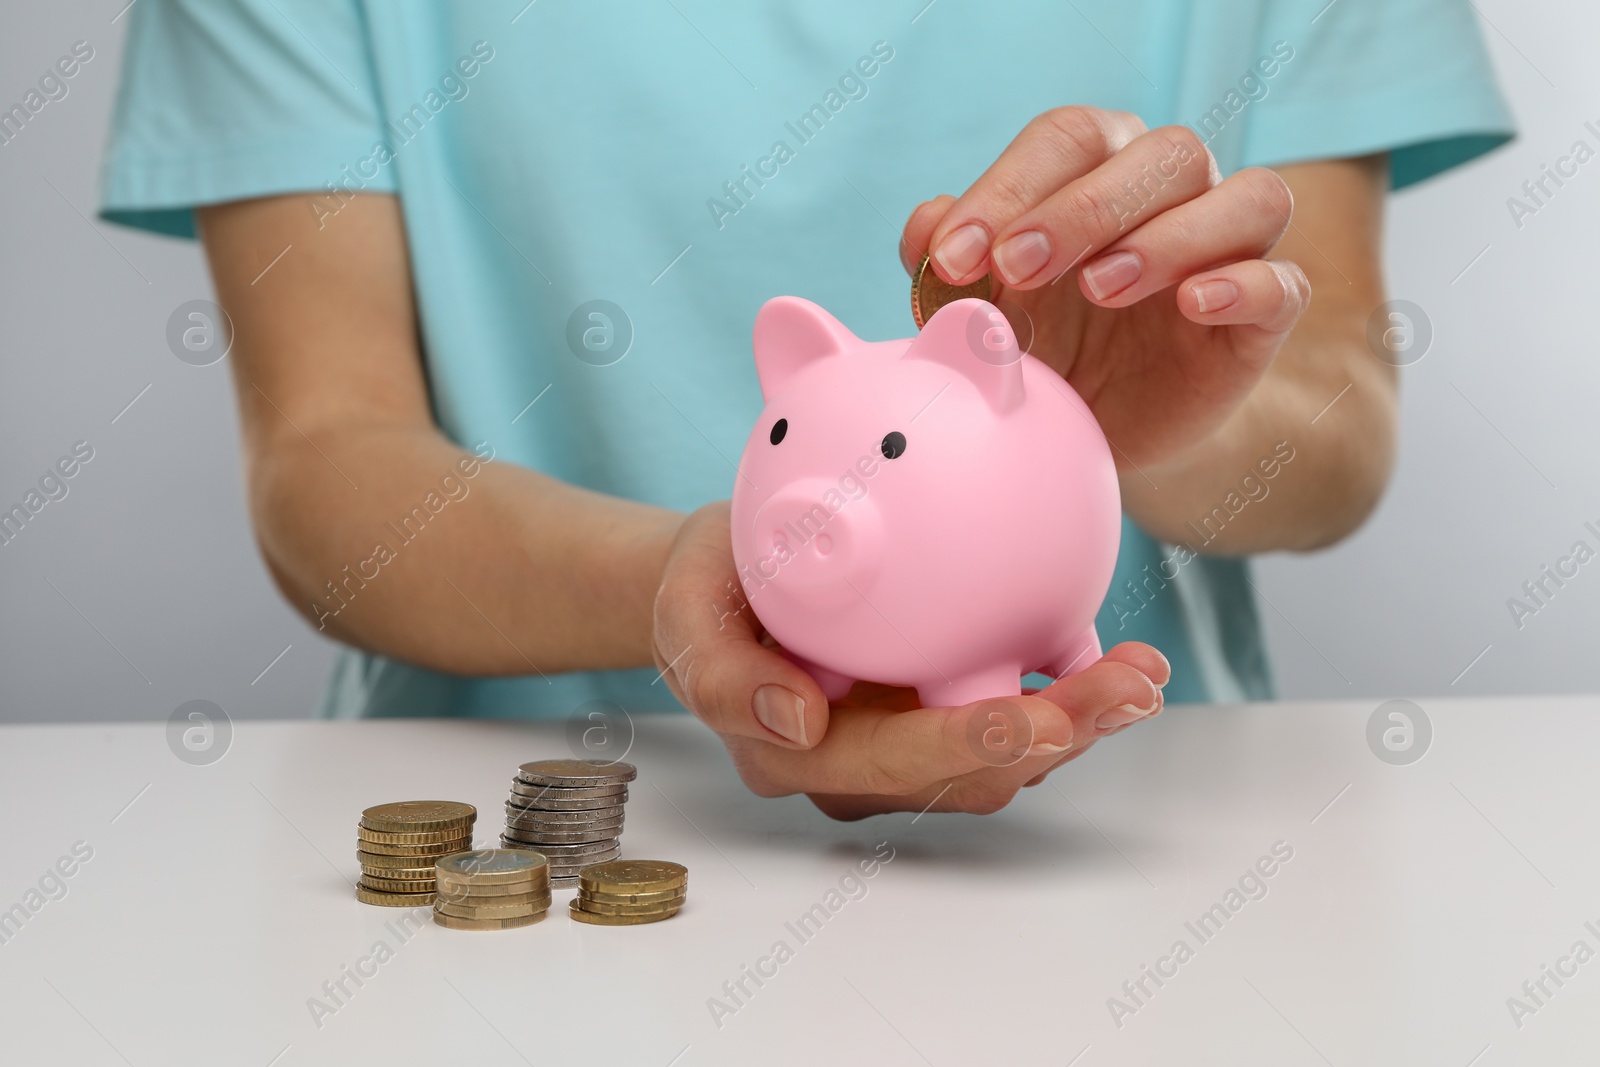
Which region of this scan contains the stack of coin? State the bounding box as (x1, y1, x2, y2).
(432, 849, 552, 930)
(500, 759, 635, 888)
(356, 800, 476, 907)
(569, 860, 687, 926)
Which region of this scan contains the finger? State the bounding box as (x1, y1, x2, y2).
(1096, 641, 1172, 689)
(1021, 674, 1168, 788)
(1034, 654, 1163, 740)
(1076, 167, 1293, 307)
(927, 107, 1147, 285)
(900, 195, 956, 275)
(753, 652, 1164, 808)
(1177, 257, 1313, 344)
(990, 125, 1220, 289)
(751, 693, 1077, 800)
(654, 507, 830, 749)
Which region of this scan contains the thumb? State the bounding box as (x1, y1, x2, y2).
(653, 506, 830, 749)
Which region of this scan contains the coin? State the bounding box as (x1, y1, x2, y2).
(435, 878, 547, 899)
(576, 897, 681, 917)
(547, 858, 619, 875)
(501, 827, 619, 847)
(504, 793, 627, 811)
(503, 814, 623, 833)
(546, 848, 621, 868)
(581, 860, 688, 894)
(516, 759, 637, 786)
(502, 805, 625, 824)
(502, 834, 619, 852)
(359, 850, 456, 870)
(509, 782, 627, 801)
(568, 898, 679, 925)
(356, 826, 476, 845)
(911, 254, 992, 329)
(356, 838, 474, 857)
(360, 801, 476, 832)
(356, 884, 436, 907)
(433, 910, 546, 931)
(502, 825, 620, 844)
(435, 884, 545, 907)
(583, 885, 686, 906)
(506, 850, 619, 873)
(361, 874, 441, 893)
(435, 849, 548, 884)
(436, 897, 550, 920)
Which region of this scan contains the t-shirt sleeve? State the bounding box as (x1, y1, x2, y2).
(99, 0, 394, 238)
(1183, 0, 1514, 190)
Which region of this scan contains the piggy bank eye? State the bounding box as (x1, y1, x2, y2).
(769, 418, 788, 445)
(880, 431, 906, 459)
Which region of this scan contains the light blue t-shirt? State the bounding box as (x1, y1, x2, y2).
(101, 0, 1511, 717)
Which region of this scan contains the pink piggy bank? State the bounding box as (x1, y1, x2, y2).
(729, 296, 1122, 709)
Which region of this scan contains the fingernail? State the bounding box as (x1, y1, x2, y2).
(992, 230, 1052, 285)
(1096, 698, 1159, 731)
(932, 223, 989, 282)
(1191, 278, 1240, 313)
(1081, 250, 1142, 300)
(1027, 741, 1073, 756)
(753, 684, 808, 745)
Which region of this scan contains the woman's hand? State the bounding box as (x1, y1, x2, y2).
(652, 501, 1169, 819)
(902, 105, 1311, 474)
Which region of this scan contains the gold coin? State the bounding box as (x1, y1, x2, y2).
(357, 838, 473, 857)
(434, 878, 547, 899)
(435, 889, 547, 915)
(357, 825, 476, 845)
(358, 850, 449, 870)
(434, 883, 547, 906)
(911, 254, 992, 329)
(361, 874, 439, 893)
(568, 898, 679, 925)
(433, 910, 546, 931)
(435, 897, 551, 920)
(356, 884, 435, 907)
(581, 885, 687, 906)
(360, 801, 476, 833)
(580, 860, 687, 894)
(572, 902, 678, 921)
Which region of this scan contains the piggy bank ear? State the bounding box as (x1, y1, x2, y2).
(904, 298, 1025, 414)
(753, 297, 859, 401)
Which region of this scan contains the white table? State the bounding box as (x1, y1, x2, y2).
(1, 698, 1596, 1066)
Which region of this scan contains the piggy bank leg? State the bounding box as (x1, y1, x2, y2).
(781, 649, 855, 703)
(1041, 627, 1103, 682)
(916, 667, 1023, 710)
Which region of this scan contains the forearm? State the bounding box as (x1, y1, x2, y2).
(248, 419, 683, 675)
(1119, 327, 1396, 554)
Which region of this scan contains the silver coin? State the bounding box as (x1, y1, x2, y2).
(502, 825, 620, 844)
(504, 813, 624, 832)
(501, 825, 621, 845)
(549, 874, 581, 890)
(508, 860, 616, 878)
(503, 793, 628, 812)
(516, 759, 638, 786)
(509, 781, 628, 801)
(502, 806, 620, 825)
(434, 849, 546, 880)
(500, 836, 620, 857)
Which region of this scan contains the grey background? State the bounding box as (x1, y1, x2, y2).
(2, 0, 1595, 723)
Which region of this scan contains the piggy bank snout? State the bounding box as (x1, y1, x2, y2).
(748, 478, 883, 599)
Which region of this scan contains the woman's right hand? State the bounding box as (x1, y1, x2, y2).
(652, 501, 1169, 819)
